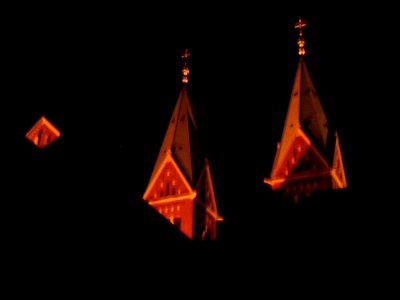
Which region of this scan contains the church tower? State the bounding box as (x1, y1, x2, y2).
(264, 18, 347, 202)
(143, 49, 222, 240)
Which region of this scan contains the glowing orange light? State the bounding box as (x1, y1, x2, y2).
(181, 48, 191, 84)
(295, 17, 306, 56)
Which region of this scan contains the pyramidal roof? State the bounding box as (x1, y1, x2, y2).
(271, 57, 329, 173)
(148, 86, 202, 186)
(25, 115, 61, 148)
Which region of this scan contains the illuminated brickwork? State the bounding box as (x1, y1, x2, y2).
(147, 161, 190, 201)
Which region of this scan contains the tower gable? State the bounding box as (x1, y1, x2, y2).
(331, 132, 347, 189)
(143, 151, 194, 202)
(266, 129, 330, 190)
(195, 160, 219, 218)
(193, 159, 221, 240)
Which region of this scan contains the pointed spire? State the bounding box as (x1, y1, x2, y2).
(143, 49, 222, 240)
(295, 17, 306, 56)
(181, 48, 191, 84)
(265, 17, 348, 200)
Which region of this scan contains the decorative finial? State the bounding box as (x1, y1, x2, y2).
(295, 17, 306, 56)
(181, 48, 191, 84)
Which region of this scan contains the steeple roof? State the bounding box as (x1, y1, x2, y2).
(266, 17, 347, 196)
(271, 57, 329, 175)
(148, 86, 201, 186)
(143, 49, 222, 239)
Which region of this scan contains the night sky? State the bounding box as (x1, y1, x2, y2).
(2, 9, 395, 249)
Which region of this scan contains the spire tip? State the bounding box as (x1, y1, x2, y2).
(295, 17, 307, 56)
(181, 48, 191, 84)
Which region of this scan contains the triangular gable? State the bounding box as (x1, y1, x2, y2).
(195, 158, 221, 221)
(331, 132, 347, 189)
(267, 128, 330, 188)
(148, 87, 198, 186)
(143, 150, 194, 201)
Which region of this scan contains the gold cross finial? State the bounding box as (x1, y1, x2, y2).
(181, 48, 191, 84)
(295, 17, 306, 56)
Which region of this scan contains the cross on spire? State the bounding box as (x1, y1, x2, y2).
(181, 48, 191, 84)
(295, 17, 307, 56)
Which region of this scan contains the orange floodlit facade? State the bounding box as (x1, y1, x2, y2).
(25, 116, 61, 148)
(143, 49, 222, 240)
(264, 18, 347, 202)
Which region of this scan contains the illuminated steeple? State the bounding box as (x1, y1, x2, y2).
(143, 49, 222, 240)
(264, 17, 347, 202)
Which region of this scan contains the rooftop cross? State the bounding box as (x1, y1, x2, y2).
(181, 48, 191, 84)
(295, 17, 307, 56)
